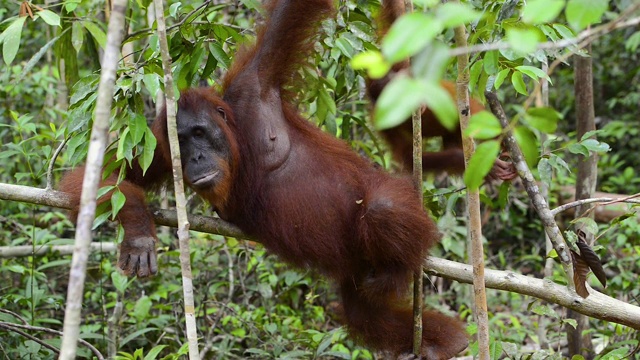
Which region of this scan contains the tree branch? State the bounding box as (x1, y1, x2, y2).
(425, 257, 640, 330)
(1, 181, 639, 329)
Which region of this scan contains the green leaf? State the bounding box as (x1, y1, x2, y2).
(625, 32, 640, 52)
(506, 27, 540, 54)
(465, 111, 502, 140)
(522, 0, 565, 24)
(562, 318, 578, 329)
(335, 35, 355, 58)
(568, 143, 589, 156)
(209, 42, 231, 69)
(144, 345, 168, 360)
(143, 73, 161, 99)
(141, 128, 157, 174)
(110, 189, 126, 219)
(111, 269, 129, 293)
(489, 341, 503, 360)
(71, 21, 84, 53)
(581, 138, 610, 153)
(129, 112, 148, 145)
(436, 2, 483, 28)
(483, 50, 499, 75)
(470, 60, 484, 91)
(69, 74, 100, 106)
(318, 86, 336, 115)
(552, 24, 575, 39)
(2, 17, 27, 66)
(37, 10, 61, 27)
(97, 185, 115, 200)
(515, 65, 552, 84)
(538, 157, 552, 185)
(17, 31, 66, 84)
(494, 69, 510, 90)
(120, 328, 159, 348)
(549, 153, 571, 174)
(82, 21, 106, 49)
(514, 126, 539, 167)
(511, 71, 527, 95)
(133, 295, 152, 320)
(374, 78, 457, 132)
(351, 51, 391, 79)
(374, 76, 424, 130)
(65, 0, 81, 12)
(525, 107, 561, 133)
(382, 13, 442, 63)
(116, 127, 131, 161)
(566, 0, 607, 31)
(464, 140, 501, 190)
(422, 82, 458, 131)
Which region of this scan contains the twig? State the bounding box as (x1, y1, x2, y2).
(449, 14, 640, 58)
(46, 137, 70, 190)
(0, 309, 28, 325)
(0, 321, 105, 359)
(0, 323, 60, 355)
(222, 243, 235, 302)
(125, 0, 214, 42)
(551, 197, 640, 217)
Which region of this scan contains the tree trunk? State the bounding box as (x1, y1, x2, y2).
(567, 44, 597, 360)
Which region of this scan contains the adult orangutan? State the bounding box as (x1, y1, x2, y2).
(61, 0, 469, 358)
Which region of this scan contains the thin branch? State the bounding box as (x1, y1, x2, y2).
(0, 309, 28, 325)
(46, 137, 69, 190)
(0, 321, 105, 359)
(154, 0, 201, 357)
(403, 0, 424, 354)
(0, 323, 60, 355)
(454, 5, 490, 357)
(449, 14, 640, 58)
(58, 0, 129, 357)
(551, 197, 640, 217)
(124, 0, 213, 42)
(485, 91, 575, 284)
(0, 182, 247, 238)
(0, 243, 116, 258)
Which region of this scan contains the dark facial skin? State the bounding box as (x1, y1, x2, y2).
(177, 107, 230, 191)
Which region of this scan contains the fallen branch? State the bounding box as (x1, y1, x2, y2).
(1, 181, 640, 330)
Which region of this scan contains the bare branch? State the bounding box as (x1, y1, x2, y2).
(59, 0, 129, 357)
(0, 321, 105, 359)
(46, 137, 69, 190)
(424, 257, 640, 330)
(485, 91, 575, 286)
(0, 243, 116, 258)
(154, 0, 201, 356)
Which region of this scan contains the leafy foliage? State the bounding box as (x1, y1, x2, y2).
(0, 0, 639, 358)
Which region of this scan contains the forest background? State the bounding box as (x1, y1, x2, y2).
(0, 0, 639, 359)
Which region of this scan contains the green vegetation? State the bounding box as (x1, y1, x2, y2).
(0, 0, 638, 359)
